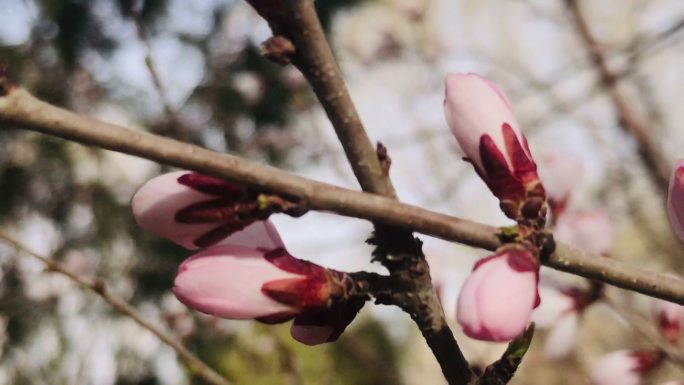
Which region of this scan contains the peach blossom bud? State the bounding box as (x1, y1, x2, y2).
(554, 210, 613, 255)
(590, 350, 662, 385)
(456, 246, 540, 342)
(173, 244, 346, 321)
(538, 151, 584, 216)
(653, 298, 684, 343)
(668, 159, 684, 243)
(444, 73, 544, 220)
(132, 171, 269, 249)
(543, 312, 579, 359)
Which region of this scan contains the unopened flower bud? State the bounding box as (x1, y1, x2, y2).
(173, 244, 354, 321)
(653, 298, 684, 343)
(444, 73, 545, 220)
(554, 210, 613, 255)
(590, 350, 662, 385)
(132, 171, 277, 249)
(456, 245, 540, 342)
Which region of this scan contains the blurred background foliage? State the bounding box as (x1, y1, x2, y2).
(2, 0, 684, 384)
(0, 1, 413, 384)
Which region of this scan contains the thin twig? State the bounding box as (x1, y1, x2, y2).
(133, 18, 176, 119)
(1, 87, 684, 304)
(565, 0, 671, 191)
(604, 295, 684, 369)
(0, 232, 232, 385)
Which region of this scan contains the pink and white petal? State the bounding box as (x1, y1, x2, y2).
(477, 260, 537, 340)
(554, 211, 613, 255)
(132, 171, 216, 249)
(544, 312, 579, 360)
(456, 259, 496, 337)
(444, 73, 523, 170)
(173, 245, 300, 319)
(537, 151, 584, 203)
(590, 350, 640, 385)
(218, 220, 285, 250)
(532, 286, 575, 329)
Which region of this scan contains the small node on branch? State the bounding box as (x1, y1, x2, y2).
(261, 36, 296, 65)
(0, 64, 15, 97)
(92, 279, 107, 295)
(376, 142, 392, 175)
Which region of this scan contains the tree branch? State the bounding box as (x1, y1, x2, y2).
(1, 87, 684, 304)
(605, 296, 684, 369)
(269, 2, 472, 383)
(0, 232, 232, 385)
(564, 0, 671, 191)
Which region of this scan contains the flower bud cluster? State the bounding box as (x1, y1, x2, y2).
(444, 73, 546, 341)
(132, 171, 363, 345)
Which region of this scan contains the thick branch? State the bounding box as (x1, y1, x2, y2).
(281, 0, 395, 197)
(0, 233, 232, 385)
(1, 88, 684, 304)
(565, 0, 671, 190)
(274, 2, 471, 383)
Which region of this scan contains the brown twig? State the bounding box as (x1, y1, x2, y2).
(604, 296, 684, 369)
(1, 87, 684, 304)
(257, 2, 472, 383)
(279, 1, 396, 197)
(131, 5, 175, 119)
(565, 0, 671, 191)
(0, 232, 232, 385)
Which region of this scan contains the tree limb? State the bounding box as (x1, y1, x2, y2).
(564, 0, 671, 191)
(0, 87, 683, 304)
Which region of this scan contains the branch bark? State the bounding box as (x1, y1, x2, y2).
(272, 2, 472, 383)
(565, 0, 671, 191)
(2, 87, 684, 305)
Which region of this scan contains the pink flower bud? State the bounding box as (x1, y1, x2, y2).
(543, 311, 579, 359)
(554, 210, 613, 255)
(444, 73, 544, 219)
(668, 159, 684, 243)
(173, 245, 337, 322)
(132, 171, 264, 249)
(653, 298, 684, 343)
(590, 350, 662, 385)
(456, 246, 540, 342)
(537, 151, 584, 216)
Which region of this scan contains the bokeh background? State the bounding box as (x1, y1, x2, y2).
(1, 0, 684, 384)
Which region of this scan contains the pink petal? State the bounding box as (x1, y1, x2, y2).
(456, 249, 538, 342)
(668, 159, 684, 243)
(554, 210, 613, 255)
(132, 171, 216, 249)
(653, 297, 684, 341)
(444, 73, 524, 172)
(173, 244, 300, 319)
(537, 151, 584, 204)
(218, 220, 285, 250)
(590, 351, 640, 385)
(532, 286, 575, 328)
(544, 312, 579, 360)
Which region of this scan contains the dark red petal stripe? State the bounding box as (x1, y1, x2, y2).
(177, 173, 246, 198)
(192, 221, 254, 248)
(174, 198, 240, 224)
(479, 135, 525, 202)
